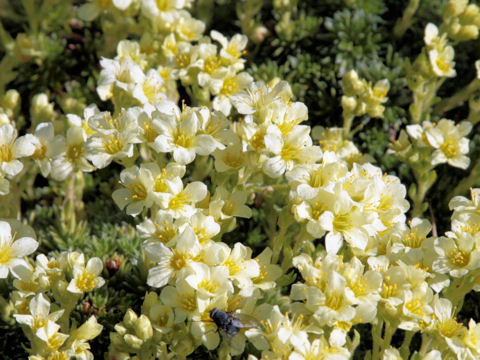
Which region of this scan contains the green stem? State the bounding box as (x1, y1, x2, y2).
(410, 166, 437, 218)
(419, 333, 433, 356)
(379, 321, 397, 357)
(434, 78, 480, 115)
(393, 0, 420, 39)
(371, 318, 384, 360)
(399, 331, 414, 359)
(411, 79, 445, 124)
(343, 113, 354, 139)
(448, 160, 480, 201)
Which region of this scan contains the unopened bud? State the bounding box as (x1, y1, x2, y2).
(457, 24, 479, 41)
(448, 21, 462, 38)
(253, 26, 268, 43)
(342, 70, 364, 96)
(124, 334, 143, 350)
(445, 0, 468, 18)
(341, 96, 357, 112)
(135, 315, 153, 340)
(114, 324, 127, 336)
(464, 4, 480, 23)
(0, 113, 9, 126)
(124, 309, 138, 327)
(3, 89, 20, 110)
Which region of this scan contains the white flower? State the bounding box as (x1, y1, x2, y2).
(425, 119, 472, 169)
(97, 59, 145, 101)
(145, 226, 201, 288)
(212, 72, 254, 115)
(13, 293, 64, 331)
(137, 210, 180, 245)
(263, 125, 322, 178)
(78, 0, 133, 21)
(219, 243, 259, 294)
(178, 212, 220, 245)
(185, 263, 233, 302)
(152, 105, 219, 164)
(0, 123, 36, 177)
(132, 69, 167, 105)
(160, 180, 207, 218)
(210, 30, 248, 64)
(112, 164, 155, 216)
(31, 122, 65, 177)
(432, 233, 480, 277)
(230, 81, 293, 119)
(209, 187, 252, 220)
(429, 47, 456, 78)
(36, 320, 69, 351)
(141, 0, 193, 20)
(86, 108, 141, 168)
(67, 257, 105, 293)
(424, 23, 448, 51)
(51, 126, 94, 181)
(0, 220, 38, 279)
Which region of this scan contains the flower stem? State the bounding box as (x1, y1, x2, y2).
(393, 0, 420, 39)
(434, 78, 480, 115)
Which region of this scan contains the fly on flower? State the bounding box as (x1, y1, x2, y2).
(210, 307, 258, 335)
(209, 308, 258, 354)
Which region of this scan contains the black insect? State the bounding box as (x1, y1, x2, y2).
(209, 308, 250, 336)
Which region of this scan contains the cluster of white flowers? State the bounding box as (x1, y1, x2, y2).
(3, 0, 480, 359)
(95, 2, 252, 115)
(4, 217, 105, 360)
(424, 23, 457, 78)
(391, 118, 472, 170)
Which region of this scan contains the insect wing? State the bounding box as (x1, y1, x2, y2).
(219, 328, 247, 356)
(231, 312, 259, 329)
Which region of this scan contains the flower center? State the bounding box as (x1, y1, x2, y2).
(143, 120, 159, 142)
(76, 270, 96, 292)
(199, 279, 220, 293)
(447, 248, 470, 268)
(221, 77, 239, 96)
(0, 144, 13, 162)
(204, 56, 221, 74)
(440, 139, 459, 158)
(67, 144, 84, 161)
(169, 191, 188, 211)
(0, 240, 13, 264)
(403, 229, 424, 248)
(153, 223, 176, 243)
(103, 134, 124, 154)
(436, 57, 451, 73)
(173, 129, 193, 148)
(438, 318, 463, 338)
(127, 183, 147, 200)
(223, 258, 242, 275)
(32, 143, 47, 160)
(333, 213, 352, 232)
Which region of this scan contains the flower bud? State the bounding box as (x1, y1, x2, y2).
(3, 89, 20, 110)
(444, 0, 468, 18)
(124, 309, 138, 327)
(342, 70, 364, 96)
(253, 26, 268, 43)
(464, 4, 480, 23)
(447, 21, 462, 38)
(135, 315, 153, 340)
(124, 334, 143, 350)
(457, 25, 479, 41)
(0, 113, 9, 126)
(114, 324, 127, 335)
(341, 96, 357, 112)
(367, 104, 385, 118)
